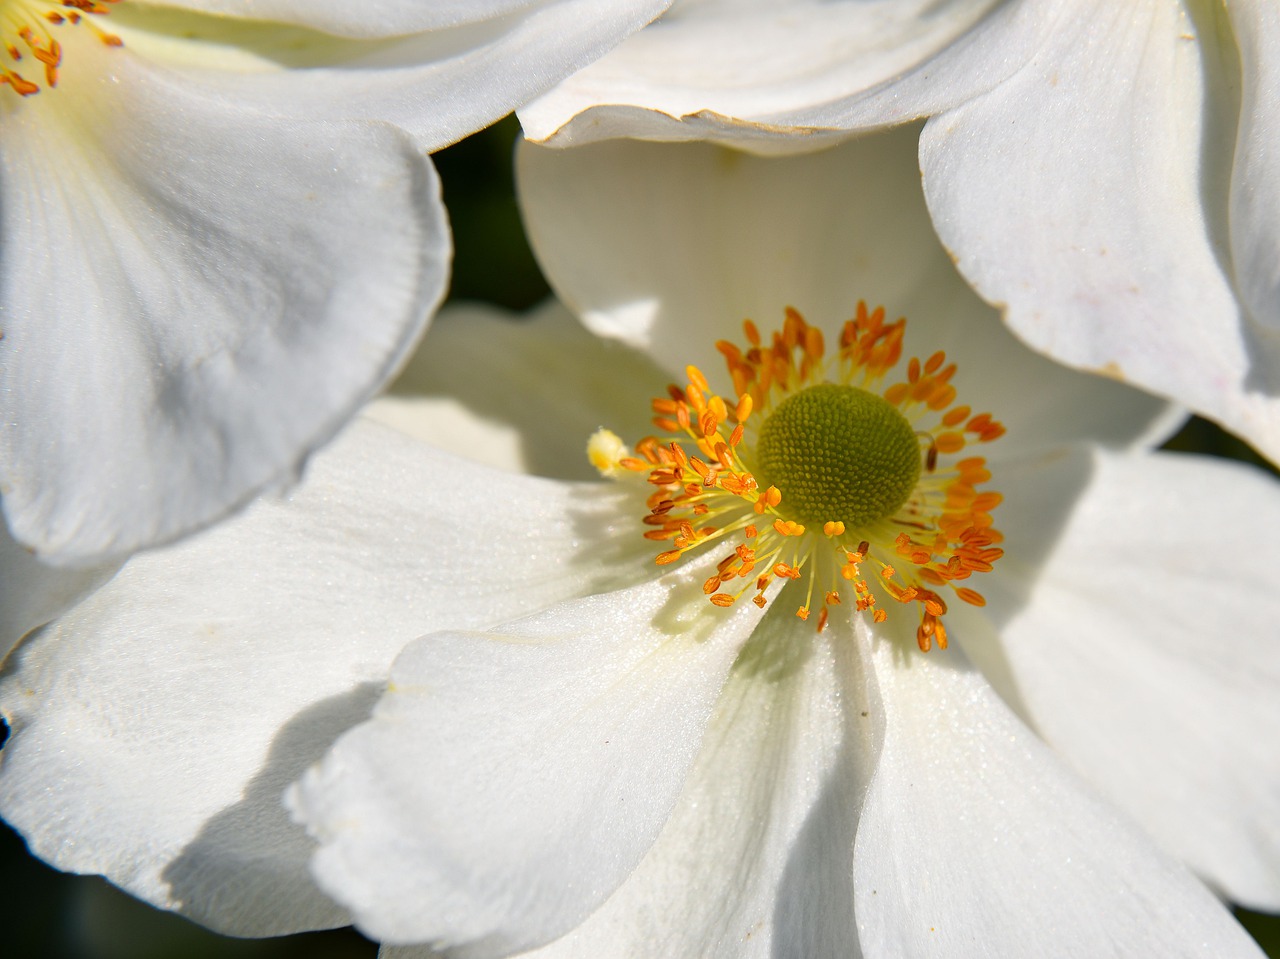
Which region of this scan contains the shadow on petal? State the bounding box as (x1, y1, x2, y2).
(0, 496, 121, 665)
(161, 682, 384, 936)
(382, 300, 669, 481)
(948, 445, 1097, 724)
(770, 628, 876, 959)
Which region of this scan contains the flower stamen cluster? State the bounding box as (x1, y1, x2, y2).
(2, 0, 121, 96)
(596, 303, 1006, 651)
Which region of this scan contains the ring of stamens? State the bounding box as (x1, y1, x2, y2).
(594, 302, 1005, 652)
(2, 0, 122, 96)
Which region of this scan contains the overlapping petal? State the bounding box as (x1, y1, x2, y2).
(2, 0, 672, 563)
(853, 633, 1266, 958)
(5, 34, 1276, 950)
(117, 0, 674, 151)
(955, 447, 1280, 910)
(495, 607, 875, 959)
(293, 566, 768, 953)
(797, 0, 1280, 465)
(915, 0, 1280, 459)
(518, 0, 1033, 146)
(0, 513, 119, 662)
(0, 418, 643, 936)
(1, 37, 447, 563)
(303, 426, 1279, 955)
(308, 127, 1280, 953)
(523, 0, 1280, 463)
(516, 131, 1180, 456)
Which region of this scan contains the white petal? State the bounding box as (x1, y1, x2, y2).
(365, 299, 668, 478)
(0, 510, 119, 663)
(517, 132, 1176, 456)
(936, 442, 1100, 711)
(0, 42, 448, 564)
(519, 0, 1037, 147)
(853, 635, 1265, 958)
(292, 567, 768, 953)
(143, 0, 550, 37)
(123, 0, 672, 151)
(0, 419, 639, 936)
(965, 447, 1280, 909)
(504, 605, 877, 959)
(919, 0, 1280, 462)
(1228, 1, 1280, 335)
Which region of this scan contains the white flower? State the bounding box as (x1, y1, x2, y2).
(519, 0, 1280, 470)
(3, 128, 1277, 954)
(0, 0, 670, 568)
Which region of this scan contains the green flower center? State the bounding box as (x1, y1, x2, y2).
(755, 383, 921, 528)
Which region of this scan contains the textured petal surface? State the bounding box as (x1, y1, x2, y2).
(517, 130, 1179, 458)
(366, 299, 668, 479)
(966, 447, 1280, 910)
(121, 0, 672, 151)
(499, 603, 877, 959)
(0, 419, 638, 936)
(919, 0, 1280, 461)
(853, 635, 1266, 958)
(519, 0, 1043, 147)
(0, 41, 447, 563)
(293, 567, 769, 954)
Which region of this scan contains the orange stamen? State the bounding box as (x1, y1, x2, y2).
(617, 302, 1004, 649)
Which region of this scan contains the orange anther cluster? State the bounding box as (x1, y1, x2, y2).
(2, 0, 121, 96)
(615, 303, 1006, 652)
